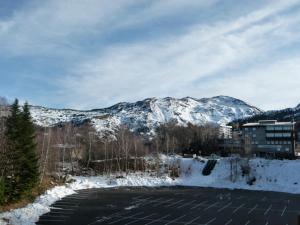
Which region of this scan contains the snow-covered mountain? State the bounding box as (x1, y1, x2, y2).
(30, 96, 262, 137)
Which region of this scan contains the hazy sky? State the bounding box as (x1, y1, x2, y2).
(0, 0, 300, 110)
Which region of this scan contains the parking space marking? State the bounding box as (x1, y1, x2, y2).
(108, 212, 144, 224)
(164, 214, 186, 225)
(184, 215, 201, 225)
(205, 217, 216, 225)
(177, 200, 196, 209)
(166, 199, 185, 207)
(152, 198, 174, 207)
(264, 204, 272, 215)
(135, 197, 152, 203)
(217, 202, 232, 212)
(140, 198, 164, 206)
(281, 206, 287, 217)
(265, 222, 269, 225)
(233, 203, 245, 214)
(204, 202, 218, 211)
(144, 214, 171, 225)
(248, 204, 258, 214)
(245, 220, 250, 225)
(191, 200, 208, 209)
(124, 213, 157, 225)
(224, 219, 233, 225)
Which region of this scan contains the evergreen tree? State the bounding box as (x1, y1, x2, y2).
(4, 99, 23, 200)
(20, 102, 39, 192)
(3, 99, 39, 201)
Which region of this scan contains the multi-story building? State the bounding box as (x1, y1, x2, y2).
(218, 125, 244, 156)
(242, 120, 296, 158)
(218, 125, 233, 139)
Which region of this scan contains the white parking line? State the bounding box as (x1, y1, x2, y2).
(166, 199, 185, 207)
(108, 212, 144, 224)
(248, 204, 258, 214)
(184, 216, 201, 225)
(233, 203, 245, 214)
(177, 200, 196, 209)
(135, 197, 152, 203)
(144, 214, 170, 225)
(245, 220, 250, 225)
(205, 217, 216, 225)
(265, 222, 269, 225)
(217, 202, 232, 212)
(204, 202, 218, 211)
(164, 214, 186, 225)
(264, 205, 272, 215)
(281, 206, 287, 217)
(124, 213, 156, 225)
(152, 198, 174, 207)
(225, 219, 232, 225)
(191, 200, 208, 209)
(141, 198, 164, 206)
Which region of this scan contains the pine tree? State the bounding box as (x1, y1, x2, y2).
(3, 100, 39, 201)
(20, 102, 39, 192)
(4, 99, 23, 200)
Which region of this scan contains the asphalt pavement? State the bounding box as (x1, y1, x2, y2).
(36, 186, 300, 225)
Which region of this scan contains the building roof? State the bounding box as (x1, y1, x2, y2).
(243, 120, 295, 127)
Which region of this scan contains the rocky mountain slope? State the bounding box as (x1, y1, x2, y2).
(30, 96, 262, 137)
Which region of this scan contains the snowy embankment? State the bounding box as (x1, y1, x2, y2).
(1, 156, 300, 225)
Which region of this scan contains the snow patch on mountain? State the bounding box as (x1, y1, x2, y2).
(30, 96, 261, 136)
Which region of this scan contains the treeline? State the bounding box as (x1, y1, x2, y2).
(154, 122, 219, 155)
(33, 122, 220, 177)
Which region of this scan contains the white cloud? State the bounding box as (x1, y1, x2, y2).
(1, 0, 300, 110)
(196, 56, 300, 110)
(58, 0, 300, 109)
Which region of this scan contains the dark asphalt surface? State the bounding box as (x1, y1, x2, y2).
(37, 186, 300, 225)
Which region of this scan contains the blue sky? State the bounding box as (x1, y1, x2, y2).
(1, 0, 300, 110)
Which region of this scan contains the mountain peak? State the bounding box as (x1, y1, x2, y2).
(30, 96, 262, 137)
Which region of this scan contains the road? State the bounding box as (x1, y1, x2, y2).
(37, 186, 300, 225)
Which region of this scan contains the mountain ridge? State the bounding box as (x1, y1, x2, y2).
(30, 95, 262, 137)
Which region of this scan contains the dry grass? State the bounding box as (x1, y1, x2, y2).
(0, 177, 61, 213)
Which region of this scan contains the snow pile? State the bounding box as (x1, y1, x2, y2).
(30, 96, 261, 137)
(2, 156, 300, 225)
(166, 156, 300, 193)
(0, 174, 173, 225)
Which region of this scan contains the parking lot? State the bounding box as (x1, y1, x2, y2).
(37, 186, 300, 225)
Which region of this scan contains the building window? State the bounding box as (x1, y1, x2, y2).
(253, 128, 256, 131)
(253, 134, 256, 138)
(245, 128, 248, 131)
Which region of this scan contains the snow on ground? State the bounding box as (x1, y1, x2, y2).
(1, 156, 300, 225)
